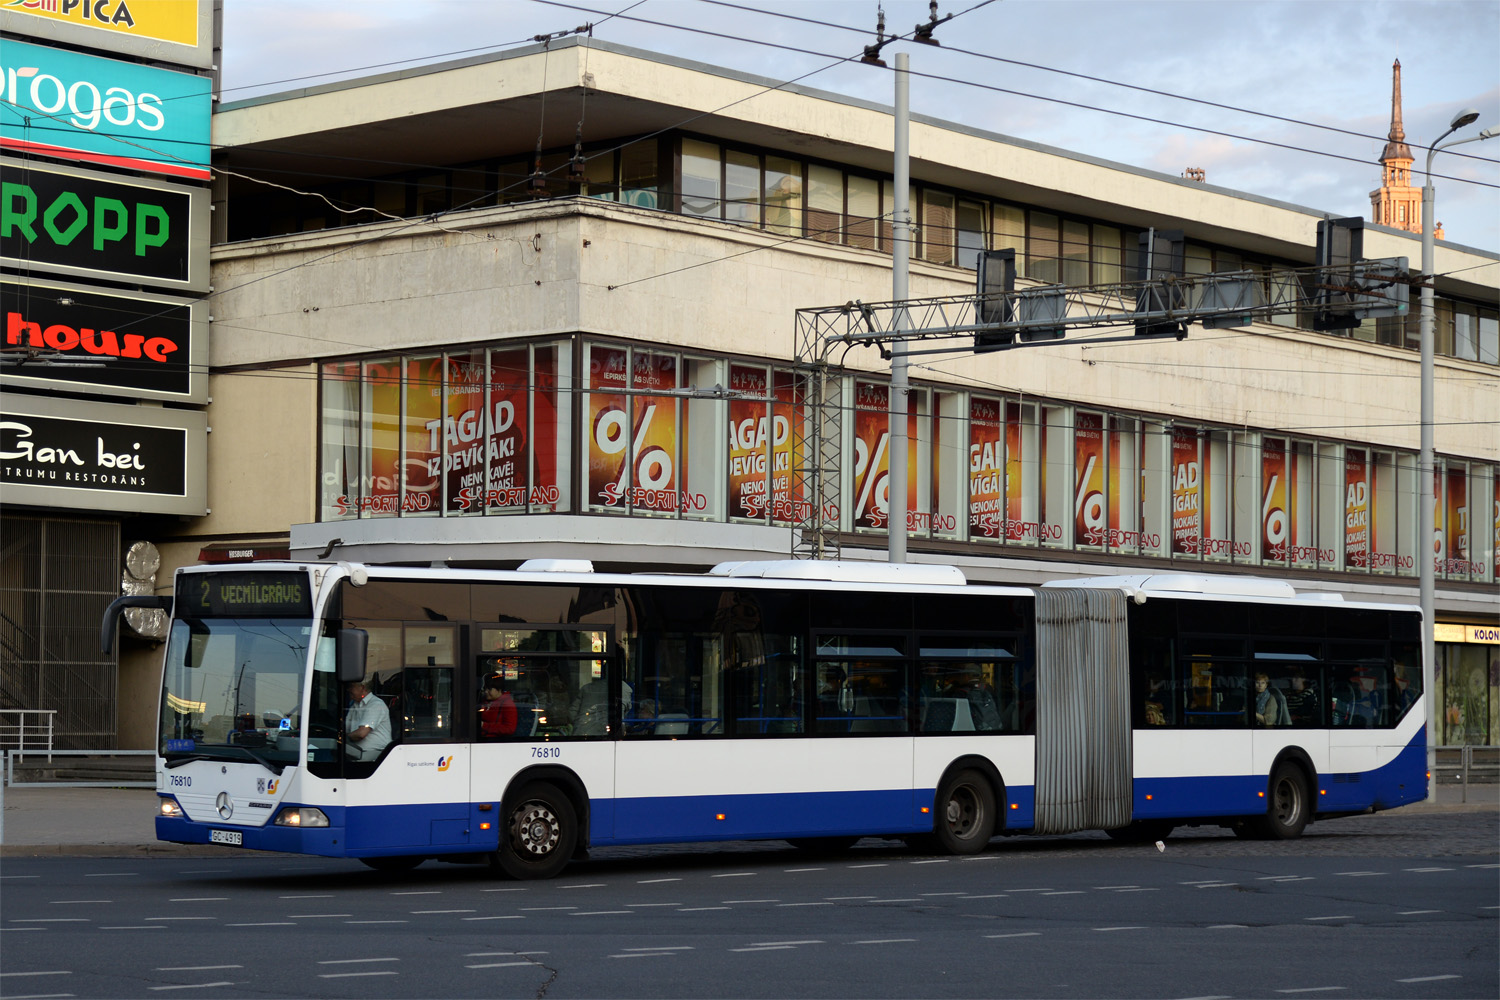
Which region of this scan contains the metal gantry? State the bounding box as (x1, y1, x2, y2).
(788, 261, 1411, 559)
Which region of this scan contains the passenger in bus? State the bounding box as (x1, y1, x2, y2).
(479, 674, 517, 739)
(1347, 668, 1386, 727)
(344, 677, 392, 760)
(1144, 673, 1169, 726)
(943, 667, 1003, 731)
(573, 678, 632, 735)
(1283, 668, 1320, 726)
(1253, 672, 1289, 726)
(1392, 661, 1418, 716)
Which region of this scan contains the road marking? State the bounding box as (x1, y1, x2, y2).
(148, 984, 233, 992)
(467, 962, 534, 968)
(625, 902, 682, 907)
(178, 869, 230, 875)
(1195, 883, 1236, 889)
(0, 972, 71, 977)
(921, 892, 965, 897)
(751, 940, 823, 947)
(1274, 988, 1345, 994)
(318, 972, 397, 979)
(637, 878, 681, 884)
(346, 920, 408, 925)
(480, 887, 528, 893)
(723, 899, 779, 904)
(464, 952, 547, 957)
(11, 919, 88, 923)
(711, 873, 757, 879)
(1396, 975, 1460, 983)
(1398, 910, 1441, 915)
(100, 926, 166, 930)
(778, 902, 832, 907)
(847, 864, 887, 869)
(1208, 925, 1249, 929)
(1094, 926, 1146, 932)
(1041, 891, 1084, 896)
(871, 898, 923, 903)
(960, 856, 999, 862)
(519, 907, 576, 911)
(677, 906, 730, 912)
(608, 953, 667, 960)
(390, 891, 441, 896)
(620, 947, 693, 952)
(1404, 867, 1453, 872)
(156, 967, 242, 972)
(1113, 888, 1160, 892)
(1180, 880, 1221, 885)
(226, 922, 294, 927)
(1334, 871, 1385, 877)
(1464, 864, 1498, 869)
(560, 883, 606, 889)
(167, 898, 226, 902)
(410, 909, 475, 914)
(1095, 885, 1137, 889)
(285, 913, 352, 918)
(1257, 876, 1302, 881)
(1304, 916, 1352, 921)
(961, 894, 1009, 900)
(0, 875, 40, 879)
(279, 894, 333, 899)
(732, 945, 796, 952)
(144, 917, 216, 922)
(50, 900, 109, 905)
(853, 939, 916, 945)
(0, 927, 45, 932)
(569, 911, 634, 916)
(910, 859, 949, 865)
(83, 873, 137, 878)
(783, 868, 824, 873)
(319, 959, 399, 965)
(1007, 888, 1053, 893)
(984, 932, 1041, 939)
(826, 896, 875, 900)
(462, 916, 523, 921)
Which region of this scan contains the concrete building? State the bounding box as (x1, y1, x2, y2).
(9, 38, 1498, 750)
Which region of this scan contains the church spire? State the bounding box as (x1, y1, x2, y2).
(1381, 59, 1413, 162)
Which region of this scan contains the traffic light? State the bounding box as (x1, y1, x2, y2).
(974, 249, 1016, 352)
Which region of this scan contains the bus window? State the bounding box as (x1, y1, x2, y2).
(1183, 653, 1248, 727)
(1329, 662, 1389, 728)
(624, 632, 726, 737)
(915, 661, 1012, 732)
(815, 659, 905, 733)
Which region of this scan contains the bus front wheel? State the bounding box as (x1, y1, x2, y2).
(933, 769, 996, 855)
(495, 782, 577, 879)
(1256, 763, 1310, 840)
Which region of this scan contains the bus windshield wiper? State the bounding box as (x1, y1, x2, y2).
(165, 745, 286, 774)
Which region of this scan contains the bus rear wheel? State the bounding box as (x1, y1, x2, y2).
(1255, 763, 1310, 840)
(495, 782, 577, 880)
(933, 769, 996, 855)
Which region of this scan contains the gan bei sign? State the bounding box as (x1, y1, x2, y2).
(2, 276, 206, 401)
(0, 39, 211, 179)
(1, 157, 209, 292)
(0, 394, 206, 516)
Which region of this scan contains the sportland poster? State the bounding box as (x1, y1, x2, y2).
(1171, 428, 1202, 555)
(727, 365, 802, 522)
(969, 396, 1003, 538)
(1261, 437, 1290, 563)
(1074, 412, 1107, 548)
(440, 348, 560, 514)
(852, 382, 918, 530)
(1004, 403, 1026, 541)
(1345, 448, 1370, 568)
(1445, 466, 1470, 576)
(588, 347, 686, 511)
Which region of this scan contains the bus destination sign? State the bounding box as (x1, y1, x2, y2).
(180, 572, 312, 618)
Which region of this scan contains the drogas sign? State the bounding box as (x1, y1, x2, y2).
(0, 38, 210, 179)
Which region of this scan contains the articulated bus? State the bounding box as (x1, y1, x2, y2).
(102, 559, 1426, 878)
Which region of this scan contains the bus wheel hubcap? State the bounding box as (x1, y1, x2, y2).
(947, 787, 978, 835)
(515, 804, 559, 856)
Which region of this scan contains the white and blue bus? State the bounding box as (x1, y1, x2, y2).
(103, 559, 1427, 878)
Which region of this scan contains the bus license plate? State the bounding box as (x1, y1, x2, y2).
(210, 829, 242, 846)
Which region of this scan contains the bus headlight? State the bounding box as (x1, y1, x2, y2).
(273, 807, 330, 828)
(159, 797, 183, 818)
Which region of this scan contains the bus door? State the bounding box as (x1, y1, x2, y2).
(470, 627, 617, 842)
(342, 620, 471, 852)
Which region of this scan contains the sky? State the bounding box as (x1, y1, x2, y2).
(219, 0, 1500, 252)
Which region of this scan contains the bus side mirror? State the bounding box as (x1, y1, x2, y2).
(100, 595, 174, 653)
(337, 628, 369, 683)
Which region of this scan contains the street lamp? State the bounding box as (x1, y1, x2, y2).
(1419, 107, 1497, 797)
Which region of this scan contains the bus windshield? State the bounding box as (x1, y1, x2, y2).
(159, 616, 313, 770)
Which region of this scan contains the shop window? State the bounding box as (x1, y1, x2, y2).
(807, 164, 843, 244)
(1027, 212, 1059, 283)
(1040, 405, 1071, 549)
(725, 150, 760, 226)
(993, 204, 1026, 275)
(956, 200, 986, 270)
(923, 190, 955, 265)
(620, 141, 660, 209)
(681, 139, 721, 218)
(1094, 224, 1122, 285)
(1061, 219, 1090, 286)
(847, 176, 880, 250)
(764, 157, 803, 236)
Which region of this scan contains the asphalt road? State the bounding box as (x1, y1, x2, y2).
(1, 811, 1495, 999)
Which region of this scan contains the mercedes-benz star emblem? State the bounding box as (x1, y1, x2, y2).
(216, 792, 234, 820)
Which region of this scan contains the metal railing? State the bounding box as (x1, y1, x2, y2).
(3, 749, 155, 788)
(0, 709, 56, 753)
(1435, 744, 1499, 803)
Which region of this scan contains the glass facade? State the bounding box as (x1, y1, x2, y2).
(318, 338, 1497, 586)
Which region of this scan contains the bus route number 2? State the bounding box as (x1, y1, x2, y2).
(531, 747, 561, 759)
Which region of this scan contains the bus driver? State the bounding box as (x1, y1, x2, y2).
(345, 678, 392, 760)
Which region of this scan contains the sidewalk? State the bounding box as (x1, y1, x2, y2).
(1, 780, 1494, 858)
